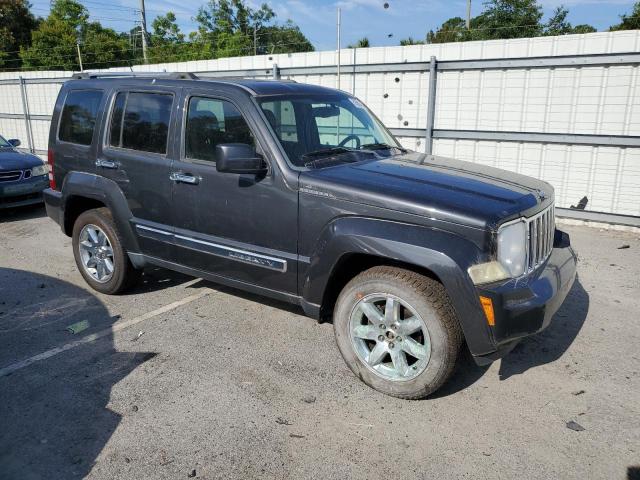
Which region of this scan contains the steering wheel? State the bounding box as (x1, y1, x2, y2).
(338, 134, 361, 149)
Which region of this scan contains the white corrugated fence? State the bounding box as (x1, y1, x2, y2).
(0, 30, 639, 218)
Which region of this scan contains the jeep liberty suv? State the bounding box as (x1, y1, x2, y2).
(44, 73, 577, 399)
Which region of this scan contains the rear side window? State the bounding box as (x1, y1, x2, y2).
(58, 90, 103, 145)
(109, 92, 172, 154)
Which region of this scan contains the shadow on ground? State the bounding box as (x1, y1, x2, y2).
(0, 203, 47, 223)
(0, 268, 155, 479)
(433, 277, 589, 397)
(498, 278, 589, 380)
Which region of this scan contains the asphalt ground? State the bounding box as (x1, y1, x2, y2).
(1, 204, 639, 480)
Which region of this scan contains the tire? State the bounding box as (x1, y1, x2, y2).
(333, 266, 462, 399)
(72, 207, 141, 294)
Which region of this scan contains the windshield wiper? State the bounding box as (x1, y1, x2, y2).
(361, 143, 407, 153)
(302, 146, 375, 169)
(301, 147, 354, 161)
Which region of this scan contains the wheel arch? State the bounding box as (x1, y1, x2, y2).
(60, 171, 140, 254)
(302, 216, 496, 357)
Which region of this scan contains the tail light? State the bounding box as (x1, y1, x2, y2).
(47, 149, 57, 190)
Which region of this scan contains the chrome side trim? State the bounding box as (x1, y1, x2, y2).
(134, 224, 289, 272)
(174, 234, 287, 272)
(136, 224, 172, 236)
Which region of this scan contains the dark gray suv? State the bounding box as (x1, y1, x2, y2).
(44, 73, 577, 398)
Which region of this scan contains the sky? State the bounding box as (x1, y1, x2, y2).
(29, 0, 638, 51)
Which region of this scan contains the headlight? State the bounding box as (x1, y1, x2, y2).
(468, 261, 509, 285)
(31, 163, 48, 177)
(468, 219, 527, 285)
(497, 220, 527, 278)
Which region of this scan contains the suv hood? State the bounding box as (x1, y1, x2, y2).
(0, 148, 43, 171)
(299, 152, 554, 230)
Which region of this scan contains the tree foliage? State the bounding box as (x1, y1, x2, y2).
(609, 1, 640, 30)
(425, 0, 597, 44)
(348, 37, 370, 48)
(20, 0, 131, 70)
(190, 0, 313, 59)
(399, 37, 425, 46)
(0, 0, 39, 69)
(12, 0, 312, 71)
(545, 6, 596, 36)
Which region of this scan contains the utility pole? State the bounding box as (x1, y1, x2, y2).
(466, 0, 471, 29)
(254, 24, 257, 56)
(76, 41, 83, 72)
(336, 7, 341, 91)
(139, 0, 149, 64)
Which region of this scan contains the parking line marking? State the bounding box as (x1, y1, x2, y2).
(0, 289, 212, 377)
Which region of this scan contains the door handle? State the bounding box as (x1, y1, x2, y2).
(169, 172, 200, 185)
(95, 159, 119, 169)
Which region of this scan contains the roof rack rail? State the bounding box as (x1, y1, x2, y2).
(71, 72, 199, 80)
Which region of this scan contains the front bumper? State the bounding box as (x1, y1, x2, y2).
(473, 229, 577, 365)
(0, 175, 49, 209)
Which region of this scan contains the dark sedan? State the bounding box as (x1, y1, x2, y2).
(0, 135, 49, 209)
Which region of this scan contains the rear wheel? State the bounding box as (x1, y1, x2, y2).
(72, 208, 140, 294)
(333, 266, 462, 399)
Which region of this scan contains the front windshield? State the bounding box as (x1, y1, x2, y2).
(258, 94, 404, 168)
(0, 135, 10, 148)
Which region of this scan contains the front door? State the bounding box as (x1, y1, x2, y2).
(169, 90, 298, 294)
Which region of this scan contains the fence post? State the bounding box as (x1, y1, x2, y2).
(19, 76, 35, 154)
(425, 56, 438, 155)
(272, 63, 280, 80)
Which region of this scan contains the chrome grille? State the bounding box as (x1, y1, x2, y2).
(0, 170, 23, 182)
(526, 204, 555, 272)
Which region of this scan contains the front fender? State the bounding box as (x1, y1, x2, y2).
(60, 171, 140, 254)
(302, 217, 496, 356)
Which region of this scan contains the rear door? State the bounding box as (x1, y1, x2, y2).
(97, 87, 177, 259)
(54, 89, 106, 180)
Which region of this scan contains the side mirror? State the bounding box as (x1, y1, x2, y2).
(8, 139, 21, 147)
(215, 143, 267, 174)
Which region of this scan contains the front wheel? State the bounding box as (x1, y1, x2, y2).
(333, 266, 462, 399)
(72, 207, 141, 294)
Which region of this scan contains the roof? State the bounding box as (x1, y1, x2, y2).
(205, 78, 343, 97)
(69, 72, 345, 97)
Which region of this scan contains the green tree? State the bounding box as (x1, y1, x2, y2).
(148, 12, 198, 63)
(470, 0, 543, 40)
(259, 21, 313, 54)
(348, 37, 370, 48)
(0, 0, 39, 70)
(20, 0, 131, 70)
(192, 0, 312, 59)
(399, 37, 425, 46)
(82, 22, 133, 69)
(610, 1, 640, 30)
(427, 17, 470, 43)
(426, 0, 599, 44)
(544, 6, 596, 36)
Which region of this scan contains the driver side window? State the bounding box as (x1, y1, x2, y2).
(185, 97, 255, 163)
